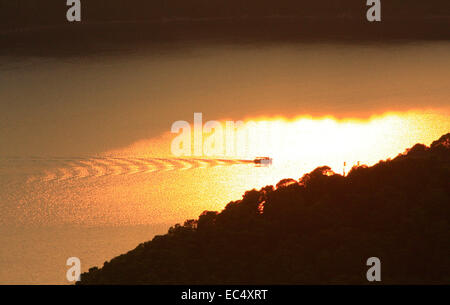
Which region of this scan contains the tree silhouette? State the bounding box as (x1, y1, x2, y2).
(79, 133, 450, 284)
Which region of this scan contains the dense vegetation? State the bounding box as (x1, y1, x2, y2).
(78, 133, 450, 284)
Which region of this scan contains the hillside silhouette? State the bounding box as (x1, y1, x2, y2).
(79, 133, 450, 284)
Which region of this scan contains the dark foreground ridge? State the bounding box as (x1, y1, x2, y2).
(79, 133, 450, 284)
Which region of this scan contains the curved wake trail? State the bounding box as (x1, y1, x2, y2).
(16, 157, 253, 183)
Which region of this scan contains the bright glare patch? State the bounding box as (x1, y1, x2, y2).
(108, 110, 449, 175)
(236, 110, 449, 172)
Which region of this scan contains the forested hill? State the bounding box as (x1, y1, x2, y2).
(78, 133, 450, 284)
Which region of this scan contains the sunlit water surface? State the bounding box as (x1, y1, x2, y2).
(0, 41, 449, 283)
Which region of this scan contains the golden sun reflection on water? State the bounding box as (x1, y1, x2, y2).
(0, 110, 448, 284)
(237, 110, 449, 170)
(81, 109, 449, 225)
(111, 109, 449, 174)
(1, 110, 448, 227)
(2, 41, 450, 284)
